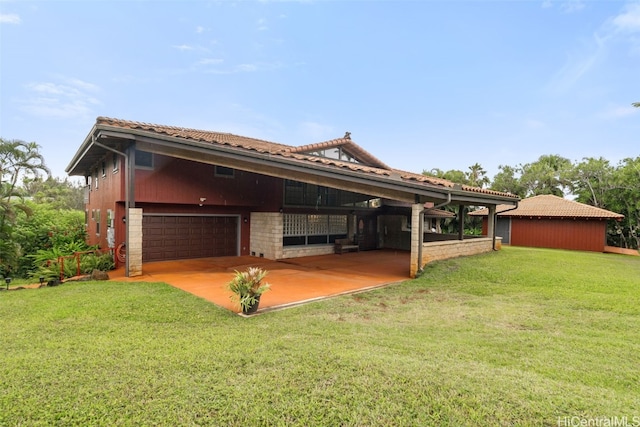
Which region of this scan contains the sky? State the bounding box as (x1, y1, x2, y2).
(1, 0, 639, 182)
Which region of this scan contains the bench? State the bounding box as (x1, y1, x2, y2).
(334, 238, 359, 254)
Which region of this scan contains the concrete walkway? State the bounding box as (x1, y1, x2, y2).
(110, 250, 411, 313)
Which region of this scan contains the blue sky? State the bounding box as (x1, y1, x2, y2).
(1, 0, 638, 181)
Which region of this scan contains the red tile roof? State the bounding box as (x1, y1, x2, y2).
(94, 117, 518, 200)
(469, 194, 623, 219)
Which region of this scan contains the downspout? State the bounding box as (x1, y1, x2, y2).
(92, 135, 131, 276)
(492, 201, 519, 251)
(417, 192, 452, 274)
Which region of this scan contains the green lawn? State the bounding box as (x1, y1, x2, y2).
(1, 247, 639, 426)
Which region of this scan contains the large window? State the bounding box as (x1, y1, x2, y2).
(283, 214, 347, 246)
(284, 180, 380, 208)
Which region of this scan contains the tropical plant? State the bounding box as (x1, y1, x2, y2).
(227, 267, 271, 313)
(0, 138, 50, 276)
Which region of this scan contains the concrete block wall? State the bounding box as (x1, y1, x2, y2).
(250, 212, 283, 260)
(421, 237, 499, 266)
(282, 245, 335, 259)
(128, 208, 143, 277)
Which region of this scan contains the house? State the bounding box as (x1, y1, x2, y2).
(66, 117, 519, 278)
(469, 194, 624, 252)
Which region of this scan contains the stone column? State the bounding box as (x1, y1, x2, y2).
(409, 203, 422, 278)
(127, 208, 143, 277)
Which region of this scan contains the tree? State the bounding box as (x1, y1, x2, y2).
(0, 138, 50, 276)
(490, 165, 526, 197)
(22, 176, 85, 210)
(608, 157, 640, 249)
(466, 163, 490, 188)
(571, 157, 615, 208)
(519, 154, 573, 197)
(633, 102, 639, 107)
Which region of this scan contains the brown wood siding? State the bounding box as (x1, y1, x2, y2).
(142, 215, 238, 262)
(86, 154, 125, 249)
(510, 218, 606, 252)
(134, 155, 283, 210)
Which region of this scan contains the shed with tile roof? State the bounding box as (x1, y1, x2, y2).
(67, 117, 519, 278)
(469, 194, 624, 252)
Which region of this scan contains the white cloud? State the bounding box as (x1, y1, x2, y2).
(20, 78, 101, 119)
(257, 18, 268, 31)
(540, 1, 585, 13)
(560, 0, 585, 14)
(548, 2, 640, 92)
(173, 44, 195, 51)
(0, 13, 21, 24)
(196, 26, 205, 34)
(612, 2, 640, 32)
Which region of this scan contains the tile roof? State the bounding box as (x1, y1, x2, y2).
(469, 194, 624, 219)
(93, 117, 518, 200)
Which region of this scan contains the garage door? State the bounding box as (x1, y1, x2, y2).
(142, 215, 238, 262)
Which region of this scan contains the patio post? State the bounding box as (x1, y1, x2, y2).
(410, 203, 423, 278)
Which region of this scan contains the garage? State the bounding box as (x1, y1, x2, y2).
(142, 215, 238, 262)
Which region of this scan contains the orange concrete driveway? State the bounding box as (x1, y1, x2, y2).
(110, 250, 411, 313)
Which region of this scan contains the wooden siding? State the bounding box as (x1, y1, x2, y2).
(510, 218, 607, 252)
(134, 155, 283, 210)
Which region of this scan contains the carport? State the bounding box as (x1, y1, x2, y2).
(110, 250, 411, 313)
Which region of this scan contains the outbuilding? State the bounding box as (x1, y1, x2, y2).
(470, 194, 624, 252)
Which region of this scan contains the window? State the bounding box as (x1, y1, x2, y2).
(283, 214, 347, 246)
(135, 149, 153, 169)
(283, 180, 379, 208)
(215, 165, 235, 178)
(95, 209, 101, 236)
(106, 210, 114, 228)
(112, 155, 119, 173)
(94, 172, 98, 189)
(101, 161, 106, 177)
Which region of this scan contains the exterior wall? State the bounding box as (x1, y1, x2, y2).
(134, 155, 282, 210)
(85, 154, 125, 250)
(250, 212, 283, 259)
(282, 245, 335, 258)
(421, 237, 498, 265)
(510, 218, 607, 252)
(84, 153, 283, 255)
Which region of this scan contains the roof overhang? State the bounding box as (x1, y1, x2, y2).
(66, 123, 519, 207)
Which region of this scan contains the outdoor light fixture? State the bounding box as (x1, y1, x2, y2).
(5, 277, 11, 290)
(243, 217, 248, 223)
(199, 197, 207, 207)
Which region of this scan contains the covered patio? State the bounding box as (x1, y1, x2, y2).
(110, 250, 412, 313)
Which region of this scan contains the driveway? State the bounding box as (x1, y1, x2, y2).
(110, 250, 411, 313)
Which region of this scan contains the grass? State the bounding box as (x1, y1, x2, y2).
(1, 246, 639, 426)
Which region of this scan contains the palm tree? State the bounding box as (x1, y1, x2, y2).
(633, 102, 640, 108)
(0, 138, 50, 275)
